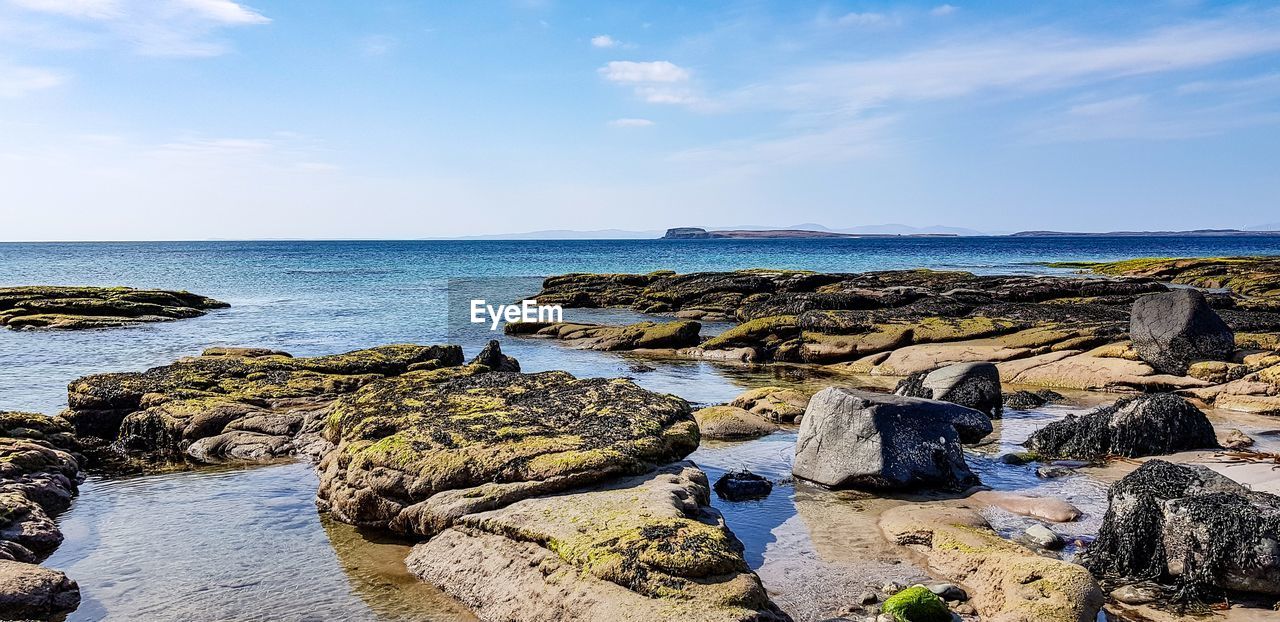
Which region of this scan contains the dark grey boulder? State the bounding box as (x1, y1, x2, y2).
(793, 388, 992, 491)
(1025, 393, 1217, 461)
(713, 470, 773, 501)
(1004, 389, 1064, 410)
(1083, 460, 1280, 600)
(895, 362, 1002, 419)
(1130, 289, 1234, 375)
(0, 560, 81, 620)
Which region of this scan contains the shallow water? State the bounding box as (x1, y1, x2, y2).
(6, 238, 1280, 621)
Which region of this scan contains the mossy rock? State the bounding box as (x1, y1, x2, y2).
(882, 585, 951, 622)
(701, 315, 798, 350)
(0, 286, 228, 330)
(318, 369, 698, 535)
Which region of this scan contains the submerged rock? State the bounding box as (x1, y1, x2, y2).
(1082, 460, 1280, 600)
(792, 388, 991, 491)
(0, 285, 227, 330)
(1024, 393, 1218, 461)
(694, 406, 778, 440)
(894, 361, 1002, 419)
(1130, 289, 1234, 375)
(405, 463, 788, 622)
(713, 470, 773, 501)
(1003, 389, 1063, 410)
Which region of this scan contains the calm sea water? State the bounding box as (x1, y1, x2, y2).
(5, 237, 1279, 621)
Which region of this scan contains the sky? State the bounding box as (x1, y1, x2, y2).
(1, 0, 1278, 240)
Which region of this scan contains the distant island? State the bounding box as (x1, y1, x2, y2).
(1010, 229, 1280, 237)
(661, 227, 957, 239)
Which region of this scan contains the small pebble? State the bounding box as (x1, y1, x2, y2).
(928, 583, 967, 601)
(1110, 583, 1161, 605)
(858, 591, 878, 604)
(1036, 466, 1075, 479)
(880, 581, 903, 594)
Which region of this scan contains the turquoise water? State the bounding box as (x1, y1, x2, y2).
(7, 237, 1280, 621)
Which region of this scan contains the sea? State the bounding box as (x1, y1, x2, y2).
(3, 236, 1279, 621)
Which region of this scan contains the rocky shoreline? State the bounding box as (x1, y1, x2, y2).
(4, 257, 1280, 621)
(0, 286, 228, 330)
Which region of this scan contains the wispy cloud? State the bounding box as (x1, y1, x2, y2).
(0, 60, 66, 97)
(930, 4, 958, 17)
(590, 34, 617, 48)
(829, 12, 897, 28)
(359, 34, 397, 56)
(598, 60, 688, 83)
(4, 0, 271, 57)
(607, 118, 654, 128)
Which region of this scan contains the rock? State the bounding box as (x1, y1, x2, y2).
(927, 583, 967, 601)
(969, 490, 1082, 523)
(1023, 524, 1064, 549)
(695, 406, 778, 440)
(468, 339, 520, 371)
(317, 368, 699, 537)
(186, 431, 293, 463)
(1036, 466, 1076, 479)
(880, 504, 1103, 622)
(1218, 428, 1255, 450)
(0, 285, 227, 330)
(881, 585, 950, 622)
(1025, 393, 1217, 461)
(996, 451, 1037, 465)
(1003, 390, 1047, 410)
(792, 388, 992, 491)
(895, 362, 1002, 419)
(506, 320, 701, 351)
(1065, 256, 1280, 301)
(201, 346, 291, 358)
(1130, 289, 1234, 375)
(729, 386, 810, 423)
(628, 363, 656, 373)
(1082, 459, 1280, 600)
(0, 559, 80, 620)
(62, 343, 463, 459)
(404, 463, 788, 622)
(858, 591, 879, 604)
(1109, 584, 1161, 606)
(713, 470, 773, 501)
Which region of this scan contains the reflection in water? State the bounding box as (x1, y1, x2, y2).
(320, 517, 475, 622)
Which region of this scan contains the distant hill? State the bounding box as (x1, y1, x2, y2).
(661, 227, 957, 239)
(443, 228, 662, 240)
(1010, 229, 1280, 237)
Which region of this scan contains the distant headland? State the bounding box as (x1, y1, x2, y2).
(661, 227, 957, 239)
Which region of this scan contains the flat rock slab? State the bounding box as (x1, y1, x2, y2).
(406, 464, 787, 622)
(0, 286, 227, 330)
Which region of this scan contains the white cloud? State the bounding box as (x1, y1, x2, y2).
(1066, 94, 1148, 117)
(607, 118, 654, 128)
(0, 62, 66, 97)
(757, 19, 1280, 113)
(672, 115, 899, 167)
(930, 4, 958, 17)
(171, 0, 268, 25)
(598, 60, 689, 83)
(9, 0, 120, 19)
(4, 0, 271, 57)
(833, 12, 893, 28)
(590, 34, 617, 48)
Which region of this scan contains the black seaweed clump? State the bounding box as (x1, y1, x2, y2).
(1025, 393, 1217, 461)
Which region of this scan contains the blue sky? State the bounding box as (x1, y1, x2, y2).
(1, 0, 1278, 240)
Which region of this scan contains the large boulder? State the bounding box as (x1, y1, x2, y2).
(792, 388, 991, 491)
(0, 560, 80, 620)
(1025, 393, 1217, 461)
(1083, 460, 1280, 600)
(895, 361, 1002, 419)
(406, 463, 788, 622)
(316, 367, 699, 537)
(1130, 289, 1234, 375)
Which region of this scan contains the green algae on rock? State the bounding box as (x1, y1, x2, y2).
(0, 286, 228, 330)
(1051, 256, 1280, 300)
(61, 344, 464, 463)
(317, 367, 699, 537)
(504, 319, 701, 351)
(881, 585, 950, 622)
(405, 463, 788, 622)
